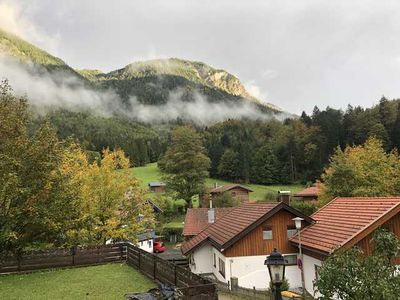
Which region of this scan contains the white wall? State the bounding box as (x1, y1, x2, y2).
(227, 254, 302, 290)
(138, 239, 153, 253)
(212, 248, 228, 283)
(190, 243, 213, 274)
(303, 254, 322, 297)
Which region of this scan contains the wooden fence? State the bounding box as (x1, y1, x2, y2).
(126, 244, 217, 299)
(0, 244, 126, 274)
(0, 243, 217, 299)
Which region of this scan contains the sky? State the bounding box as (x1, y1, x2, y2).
(1, 0, 400, 114)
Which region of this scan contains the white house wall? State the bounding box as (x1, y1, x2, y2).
(212, 248, 228, 283)
(190, 243, 213, 274)
(227, 254, 302, 290)
(138, 239, 153, 253)
(303, 254, 322, 297)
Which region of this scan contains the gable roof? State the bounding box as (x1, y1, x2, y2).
(182, 201, 314, 255)
(146, 199, 164, 214)
(290, 197, 400, 254)
(294, 186, 320, 197)
(209, 184, 253, 194)
(183, 207, 234, 236)
(148, 182, 166, 187)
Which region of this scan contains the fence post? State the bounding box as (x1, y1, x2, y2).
(138, 249, 141, 270)
(174, 264, 177, 286)
(153, 256, 157, 280)
(71, 246, 76, 266)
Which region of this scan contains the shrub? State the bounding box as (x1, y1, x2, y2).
(264, 191, 278, 202)
(290, 200, 318, 216)
(213, 192, 240, 207)
(269, 278, 289, 292)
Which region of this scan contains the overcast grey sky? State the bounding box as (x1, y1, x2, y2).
(1, 0, 400, 114)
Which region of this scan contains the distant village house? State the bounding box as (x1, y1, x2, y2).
(148, 182, 166, 193)
(200, 184, 253, 208)
(293, 185, 320, 202)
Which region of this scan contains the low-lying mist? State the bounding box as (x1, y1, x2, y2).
(0, 56, 286, 125)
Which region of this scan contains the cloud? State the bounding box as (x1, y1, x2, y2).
(0, 56, 283, 125)
(0, 0, 59, 54)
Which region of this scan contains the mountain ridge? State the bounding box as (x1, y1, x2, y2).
(0, 29, 282, 115)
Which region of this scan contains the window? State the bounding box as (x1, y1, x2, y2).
(263, 226, 273, 240)
(287, 225, 297, 238)
(213, 253, 216, 267)
(218, 258, 225, 278)
(140, 241, 143, 246)
(284, 254, 297, 265)
(315, 265, 321, 281)
(148, 240, 152, 247)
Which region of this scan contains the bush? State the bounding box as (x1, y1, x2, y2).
(213, 192, 240, 207)
(264, 191, 278, 202)
(269, 278, 289, 292)
(290, 200, 318, 216)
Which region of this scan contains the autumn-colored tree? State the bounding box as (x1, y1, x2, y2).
(0, 81, 82, 256)
(76, 148, 154, 245)
(159, 126, 211, 208)
(321, 137, 400, 201)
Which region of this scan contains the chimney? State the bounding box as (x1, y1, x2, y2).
(208, 199, 215, 223)
(278, 191, 291, 205)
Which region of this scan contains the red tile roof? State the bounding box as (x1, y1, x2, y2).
(209, 184, 253, 194)
(294, 186, 320, 197)
(290, 197, 400, 254)
(182, 202, 314, 255)
(183, 208, 234, 236)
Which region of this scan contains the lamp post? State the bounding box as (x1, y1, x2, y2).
(293, 217, 306, 300)
(264, 248, 286, 300)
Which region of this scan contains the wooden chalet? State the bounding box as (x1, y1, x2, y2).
(290, 196, 400, 295)
(181, 201, 313, 290)
(148, 182, 166, 193)
(200, 184, 253, 207)
(293, 185, 320, 201)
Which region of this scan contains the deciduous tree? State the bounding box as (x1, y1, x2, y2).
(158, 126, 211, 208)
(315, 229, 400, 300)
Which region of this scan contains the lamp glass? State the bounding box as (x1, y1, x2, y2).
(293, 217, 303, 230)
(269, 265, 284, 283)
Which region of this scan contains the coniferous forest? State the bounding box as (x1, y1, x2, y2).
(34, 96, 400, 186)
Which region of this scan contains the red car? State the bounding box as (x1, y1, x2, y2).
(153, 241, 166, 253)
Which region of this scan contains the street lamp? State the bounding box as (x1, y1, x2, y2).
(265, 248, 286, 300)
(293, 217, 306, 300)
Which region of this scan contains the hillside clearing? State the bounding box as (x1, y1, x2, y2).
(132, 163, 304, 201)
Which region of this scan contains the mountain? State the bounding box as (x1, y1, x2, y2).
(0, 29, 84, 80)
(77, 58, 281, 112)
(0, 29, 282, 115)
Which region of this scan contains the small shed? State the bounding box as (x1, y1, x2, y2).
(148, 182, 166, 193)
(208, 184, 253, 204)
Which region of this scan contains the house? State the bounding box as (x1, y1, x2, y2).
(293, 185, 320, 202)
(181, 200, 314, 290)
(200, 184, 253, 207)
(290, 197, 400, 296)
(148, 182, 166, 193)
(137, 230, 158, 253)
(183, 207, 234, 239)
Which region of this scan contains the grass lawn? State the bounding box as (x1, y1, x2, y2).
(132, 163, 304, 202)
(0, 263, 155, 300)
